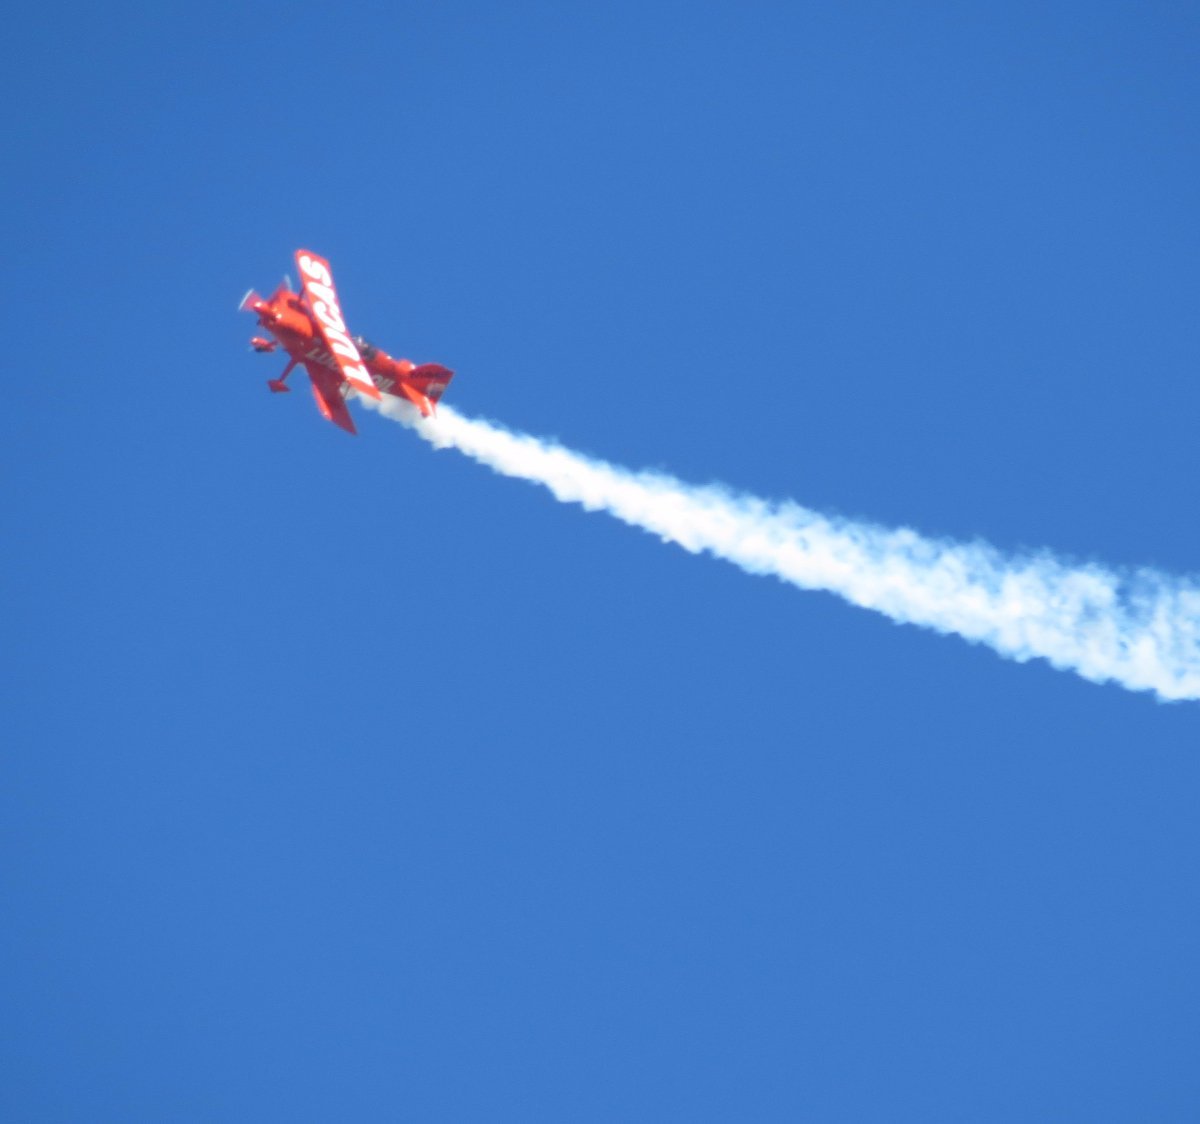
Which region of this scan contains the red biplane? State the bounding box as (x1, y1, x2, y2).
(240, 249, 453, 434)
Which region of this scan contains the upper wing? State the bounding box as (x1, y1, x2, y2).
(303, 360, 357, 435)
(293, 249, 381, 401)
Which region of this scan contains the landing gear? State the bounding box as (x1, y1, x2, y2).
(267, 357, 298, 394)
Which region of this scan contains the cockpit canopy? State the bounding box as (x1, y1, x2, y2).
(352, 334, 378, 360)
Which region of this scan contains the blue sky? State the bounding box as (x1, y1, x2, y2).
(5, 2, 1200, 1119)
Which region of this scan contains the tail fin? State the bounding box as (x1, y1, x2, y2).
(406, 364, 454, 410)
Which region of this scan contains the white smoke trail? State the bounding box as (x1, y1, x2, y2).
(364, 396, 1200, 701)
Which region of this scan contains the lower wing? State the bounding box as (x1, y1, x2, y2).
(304, 361, 357, 435)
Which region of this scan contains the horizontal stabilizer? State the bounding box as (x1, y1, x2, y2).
(396, 380, 436, 417)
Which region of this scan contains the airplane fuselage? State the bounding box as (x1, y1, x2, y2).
(256, 298, 416, 388)
(241, 249, 454, 433)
